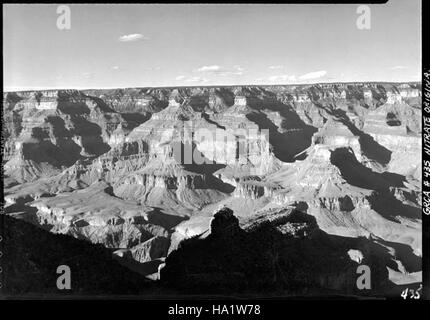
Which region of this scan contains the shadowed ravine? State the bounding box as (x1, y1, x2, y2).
(3, 83, 422, 297)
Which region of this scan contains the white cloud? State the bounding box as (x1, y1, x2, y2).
(175, 75, 186, 80)
(180, 76, 208, 83)
(197, 65, 221, 72)
(196, 65, 244, 76)
(389, 65, 407, 70)
(187, 77, 208, 83)
(118, 33, 148, 42)
(233, 65, 244, 71)
(112, 66, 120, 70)
(268, 74, 297, 82)
(299, 70, 327, 80)
(268, 65, 284, 70)
(82, 72, 94, 79)
(254, 71, 329, 84)
(219, 70, 243, 76)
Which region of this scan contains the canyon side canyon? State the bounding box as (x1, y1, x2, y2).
(2, 82, 422, 296)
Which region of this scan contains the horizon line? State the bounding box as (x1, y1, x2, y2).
(3, 79, 422, 93)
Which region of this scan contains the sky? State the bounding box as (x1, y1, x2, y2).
(3, 1, 421, 91)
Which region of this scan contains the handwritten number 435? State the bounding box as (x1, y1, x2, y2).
(400, 285, 422, 300)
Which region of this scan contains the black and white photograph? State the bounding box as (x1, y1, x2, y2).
(1, 1, 426, 303)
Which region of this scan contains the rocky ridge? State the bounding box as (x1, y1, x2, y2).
(3, 82, 422, 292)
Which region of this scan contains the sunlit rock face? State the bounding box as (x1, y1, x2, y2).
(161, 207, 392, 294)
(361, 102, 421, 176)
(4, 82, 422, 288)
(3, 90, 142, 183)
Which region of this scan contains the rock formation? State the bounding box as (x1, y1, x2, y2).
(3, 82, 422, 295)
(161, 207, 393, 295)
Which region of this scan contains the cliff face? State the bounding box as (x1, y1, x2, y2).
(161, 207, 392, 295)
(3, 82, 422, 293)
(3, 90, 145, 184)
(2, 215, 152, 295)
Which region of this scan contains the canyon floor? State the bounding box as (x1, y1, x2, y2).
(2, 83, 422, 297)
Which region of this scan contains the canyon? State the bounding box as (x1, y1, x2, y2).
(2, 82, 422, 296)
